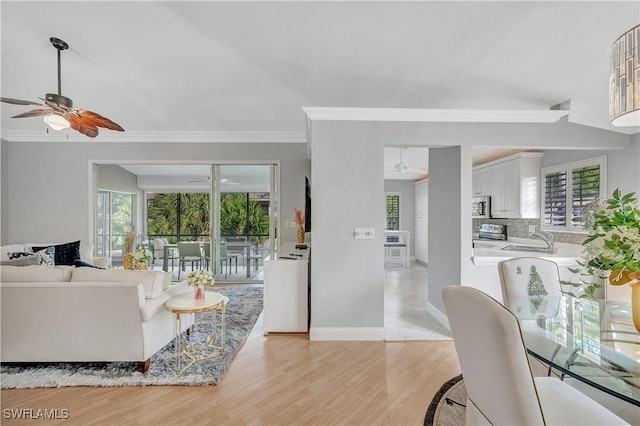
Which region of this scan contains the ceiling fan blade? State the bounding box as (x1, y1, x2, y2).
(67, 116, 99, 138)
(74, 109, 124, 131)
(1, 97, 45, 107)
(11, 108, 53, 118)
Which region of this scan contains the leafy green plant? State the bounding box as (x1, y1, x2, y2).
(561, 189, 640, 298)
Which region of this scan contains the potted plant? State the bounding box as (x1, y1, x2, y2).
(294, 208, 305, 244)
(131, 245, 152, 270)
(186, 269, 215, 300)
(123, 229, 137, 270)
(562, 189, 640, 331)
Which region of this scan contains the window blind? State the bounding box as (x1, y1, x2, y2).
(386, 194, 400, 242)
(572, 165, 600, 221)
(544, 171, 567, 227)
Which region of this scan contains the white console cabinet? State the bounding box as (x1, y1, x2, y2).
(263, 242, 309, 334)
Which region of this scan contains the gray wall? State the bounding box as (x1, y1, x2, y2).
(540, 141, 640, 197)
(428, 147, 463, 313)
(384, 179, 416, 255)
(97, 164, 141, 193)
(1, 142, 310, 246)
(1, 140, 7, 245)
(310, 121, 385, 337)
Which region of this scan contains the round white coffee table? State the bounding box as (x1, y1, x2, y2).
(165, 291, 229, 375)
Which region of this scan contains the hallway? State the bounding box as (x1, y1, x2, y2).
(384, 262, 452, 341)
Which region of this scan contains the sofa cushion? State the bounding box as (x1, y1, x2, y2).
(31, 241, 81, 266)
(71, 268, 164, 299)
(0, 265, 75, 282)
(140, 280, 190, 322)
(74, 259, 105, 269)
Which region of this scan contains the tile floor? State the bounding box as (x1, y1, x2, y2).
(384, 261, 452, 341)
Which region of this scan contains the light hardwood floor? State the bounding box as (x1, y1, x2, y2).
(1, 313, 461, 425)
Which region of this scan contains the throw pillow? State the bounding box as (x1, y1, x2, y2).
(0, 254, 42, 266)
(74, 259, 105, 269)
(7, 246, 55, 266)
(32, 240, 81, 266)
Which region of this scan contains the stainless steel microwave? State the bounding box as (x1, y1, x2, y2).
(472, 196, 491, 218)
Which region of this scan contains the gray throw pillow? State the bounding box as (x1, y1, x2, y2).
(0, 254, 42, 266)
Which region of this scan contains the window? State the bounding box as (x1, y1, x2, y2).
(385, 193, 400, 231)
(541, 156, 606, 231)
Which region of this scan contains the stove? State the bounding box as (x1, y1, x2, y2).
(476, 223, 507, 241)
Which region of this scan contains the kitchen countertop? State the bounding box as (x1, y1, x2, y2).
(472, 237, 583, 265)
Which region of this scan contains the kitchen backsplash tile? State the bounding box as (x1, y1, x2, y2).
(472, 218, 586, 244)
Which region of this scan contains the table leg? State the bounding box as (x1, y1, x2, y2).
(163, 246, 169, 272)
(175, 312, 182, 372)
(245, 246, 250, 277)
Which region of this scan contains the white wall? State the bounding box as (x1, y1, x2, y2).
(1, 142, 310, 246)
(383, 179, 415, 255)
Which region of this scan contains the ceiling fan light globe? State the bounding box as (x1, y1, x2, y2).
(43, 114, 70, 131)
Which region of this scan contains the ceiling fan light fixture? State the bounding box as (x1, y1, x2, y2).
(43, 113, 70, 131)
(609, 24, 640, 127)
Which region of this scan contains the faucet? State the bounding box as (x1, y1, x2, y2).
(530, 231, 555, 253)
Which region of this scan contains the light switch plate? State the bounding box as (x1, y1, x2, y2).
(354, 228, 375, 239)
(528, 225, 536, 233)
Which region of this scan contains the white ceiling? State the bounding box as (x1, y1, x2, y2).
(2, 1, 638, 180)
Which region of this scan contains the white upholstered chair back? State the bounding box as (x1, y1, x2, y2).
(498, 257, 563, 306)
(443, 285, 545, 425)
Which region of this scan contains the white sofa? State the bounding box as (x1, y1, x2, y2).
(0, 265, 194, 372)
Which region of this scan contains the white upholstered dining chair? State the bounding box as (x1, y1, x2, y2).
(442, 285, 629, 425)
(498, 257, 566, 377)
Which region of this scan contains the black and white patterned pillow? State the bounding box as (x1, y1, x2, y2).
(32, 241, 80, 266)
(8, 246, 55, 266)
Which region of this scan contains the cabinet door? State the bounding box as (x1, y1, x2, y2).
(473, 167, 492, 196)
(503, 158, 521, 217)
(491, 162, 506, 217)
(415, 180, 428, 216)
(415, 215, 427, 263)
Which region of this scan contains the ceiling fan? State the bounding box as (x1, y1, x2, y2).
(385, 147, 427, 175)
(187, 176, 239, 185)
(1, 37, 124, 138)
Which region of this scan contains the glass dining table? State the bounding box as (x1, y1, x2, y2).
(505, 296, 639, 407)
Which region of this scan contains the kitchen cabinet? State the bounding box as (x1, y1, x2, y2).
(263, 242, 309, 333)
(478, 152, 542, 219)
(472, 166, 492, 196)
(414, 179, 428, 264)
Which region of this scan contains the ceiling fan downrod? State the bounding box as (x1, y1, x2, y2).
(46, 37, 73, 108)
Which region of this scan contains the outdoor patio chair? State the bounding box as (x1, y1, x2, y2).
(177, 242, 203, 279)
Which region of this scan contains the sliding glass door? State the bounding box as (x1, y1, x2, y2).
(209, 164, 276, 282)
(96, 190, 136, 266)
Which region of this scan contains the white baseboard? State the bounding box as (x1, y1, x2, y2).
(426, 302, 450, 331)
(309, 327, 385, 341)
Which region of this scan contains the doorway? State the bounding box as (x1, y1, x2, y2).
(93, 162, 277, 282)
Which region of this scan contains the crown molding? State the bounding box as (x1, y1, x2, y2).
(301, 107, 570, 123)
(1, 130, 308, 143)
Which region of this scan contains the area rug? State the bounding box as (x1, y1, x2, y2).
(424, 374, 467, 426)
(0, 285, 262, 388)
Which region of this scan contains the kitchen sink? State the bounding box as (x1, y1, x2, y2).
(500, 244, 557, 254)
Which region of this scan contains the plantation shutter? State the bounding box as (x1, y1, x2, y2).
(386, 194, 400, 231)
(544, 171, 567, 227)
(571, 165, 600, 224)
